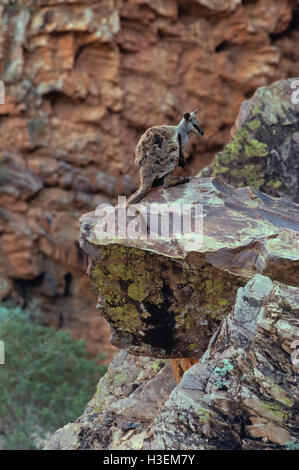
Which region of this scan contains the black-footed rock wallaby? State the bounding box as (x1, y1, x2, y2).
(127, 110, 204, 205)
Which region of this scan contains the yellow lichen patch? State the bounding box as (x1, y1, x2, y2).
(90, 245, 243, 354)
(106, 303, 147, 333)
(128, 280, 150, 302)
(214, 116, 269, 190)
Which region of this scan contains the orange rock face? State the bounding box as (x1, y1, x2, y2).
(0, 0, 298, 360)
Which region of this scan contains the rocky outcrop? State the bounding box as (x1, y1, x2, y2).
(45, 350, 177, 450)
(214, 78, 299, 203)
(145, 275, 299, 450)
(45, 274, 299, 450)
(49, 174, 297, 451)
(79, 176, 299, 358)
(1, 1, 299, 354)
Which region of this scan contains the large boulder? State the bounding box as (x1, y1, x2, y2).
(214, 78, 299, 202)
(79, 177, 299, 358)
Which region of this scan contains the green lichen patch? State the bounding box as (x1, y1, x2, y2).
(195, 406, 213, 423)
(128, 280, 151, 302)
(213, 359, 234, 389)
(214, 359, 234, 376)
(266, 179, 282, 191)
(177, 260, 242, 326)
(214, 115, 269, 190)
(171, 257, 243, 354)
(247, 119, 261, 131)
(212, 94, 298, 200)
(90, 245, 163, 308)
(260, 400, 290, 423)
(285, 440, 299, 450)
(106, 303, 148, 333)
(269, 384, 294, 408)
(90, 245, 243, 357)
(90, 245, 166, 335)
(151, 359, 167, 372)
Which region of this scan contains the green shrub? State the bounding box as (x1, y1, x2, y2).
(0, 302, 107, 449)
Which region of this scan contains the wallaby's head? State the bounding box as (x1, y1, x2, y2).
(183, 109, 204, 136)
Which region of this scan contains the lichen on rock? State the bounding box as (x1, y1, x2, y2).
(45, 274, 299, 450)
(143, 274, 299, 450)
(80, 176, 299, 358)
(89, 242, 240, 358)
(214, 78, 299, 202)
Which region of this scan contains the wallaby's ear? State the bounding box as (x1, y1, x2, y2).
(190, 109, 198, 117)
(184, 112, 191, 121)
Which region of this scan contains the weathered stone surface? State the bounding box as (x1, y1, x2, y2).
(45, 275, 299, 450)
(45, 350, 176, 450)
(195, 0, 241, 13)
(145, 275, 299, 450)
(29, 2, 120, 39)
(0, 152, 43, 204)
(0, 0, 299, 356)
(214, 78, 299, 202)
(80, 177, 299, 358)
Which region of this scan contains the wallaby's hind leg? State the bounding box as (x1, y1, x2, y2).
(163, 172, 190, 189)
(127, 187, 148, 205)
(127, 171, 155, 205)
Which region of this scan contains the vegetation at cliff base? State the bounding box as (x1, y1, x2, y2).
(0, 302, 107, 450)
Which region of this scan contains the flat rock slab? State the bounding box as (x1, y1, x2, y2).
(80, 177, 299, 358)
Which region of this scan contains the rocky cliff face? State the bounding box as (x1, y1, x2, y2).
(0, 1, 299, 354)
(46, 275, 299, 450)
(145, 275, 299, 450)
(46, 174, 299, 448)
